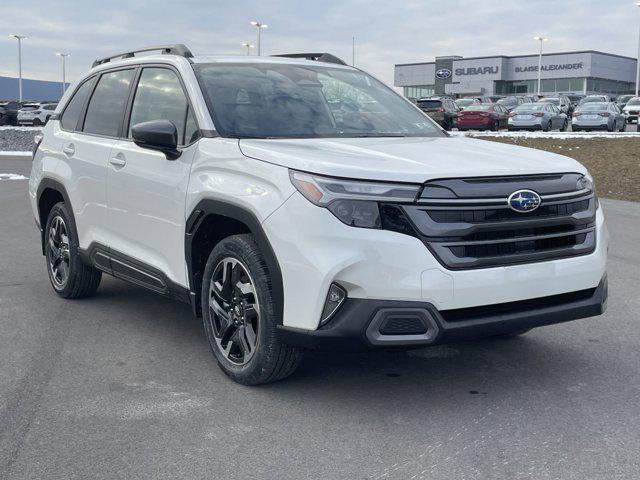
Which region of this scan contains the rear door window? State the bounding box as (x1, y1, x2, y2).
(60, 79, 95, 131)
(83, 69, 135, 137)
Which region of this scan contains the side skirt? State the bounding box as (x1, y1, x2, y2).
(78, 243, 192, 306)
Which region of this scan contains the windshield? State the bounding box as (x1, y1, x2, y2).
(513, 104, 547, 112)
(456, 99, 475, 106)
(578, 103, 608, 111)
(497, 97, 517, 105)
(194, 63, 443, 138)
(627, 98, 640, 106)
(540, 98, 560, 105)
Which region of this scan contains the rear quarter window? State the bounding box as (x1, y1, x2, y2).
(60, 79, 95, 131)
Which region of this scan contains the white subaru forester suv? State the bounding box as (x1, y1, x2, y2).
(29, 45, 608, 385)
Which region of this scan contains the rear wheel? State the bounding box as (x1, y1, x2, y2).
(543, 120, 552, 132)
(33, 118, 42, 126)
(45, 203, 101, 298)
(201, 234, 302, 385)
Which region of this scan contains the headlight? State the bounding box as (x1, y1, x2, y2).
(289, 170, 420, 228)
(579, 174, 599, 208)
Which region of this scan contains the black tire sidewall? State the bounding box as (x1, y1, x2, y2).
(200, 235, 284, 384)
(44, 203, 83, 296)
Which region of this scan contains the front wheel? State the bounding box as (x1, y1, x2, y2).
(33, 118, 43, 126)
(201, 234, 302, 385)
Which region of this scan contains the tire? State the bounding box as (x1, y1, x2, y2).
(45, 115, 51, 124)
(607, 122, 615, 132)
(560, 119, 568, 132)
(201, 234, 302, 385)
(543, 120, 552, 132)
(44, 202, 101, 298)
(33, 118, 42, 126)
(443, 119, 452, 131)
(491, 120, 498, 131)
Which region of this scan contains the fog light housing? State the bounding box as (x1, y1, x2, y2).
(320, 283, 347, 326)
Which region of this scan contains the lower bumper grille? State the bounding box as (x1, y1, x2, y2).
(400, 173, 597, 269)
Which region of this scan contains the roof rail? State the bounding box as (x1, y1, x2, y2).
(92, 44, 193, 68)
(272, 53, 348, 66)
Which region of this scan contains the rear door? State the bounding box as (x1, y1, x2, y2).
(106, 66, 200, 288)
(69, 68, 136, 249)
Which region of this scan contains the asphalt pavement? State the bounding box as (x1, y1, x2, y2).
(1, 155, 639, 480)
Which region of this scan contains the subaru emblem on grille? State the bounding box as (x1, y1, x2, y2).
(507, 189, 541, 213)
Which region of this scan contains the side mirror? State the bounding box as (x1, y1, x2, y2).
(131, 119, 181, 160)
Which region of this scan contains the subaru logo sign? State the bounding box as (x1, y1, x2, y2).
(435, 68, 452, 79)
(508, 190, 541, 213)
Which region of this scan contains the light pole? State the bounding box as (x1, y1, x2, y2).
(56, 53, 69, 95)
(241, 42, 254, 55)
(533, 36, 548, 96)
(635, 1, 640, 96)
(9, 34, 27, 101)
(250, 21, 268, 55)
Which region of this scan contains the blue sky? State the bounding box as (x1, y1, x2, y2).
(0, 0, 638, 88)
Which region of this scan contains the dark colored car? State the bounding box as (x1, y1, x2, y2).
(457, 104, 509, 131)
(416, 97, 459, 130)
(0, 101, 28, 126)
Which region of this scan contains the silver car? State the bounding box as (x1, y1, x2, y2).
(508, 102, 568, 131)
(622, 97, 640, 123)
(572, 102, 626, 132)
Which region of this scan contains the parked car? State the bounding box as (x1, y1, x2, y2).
(615, 94, 634, 111)
(563, 94, 585, 109)
(416, 97, 459, 130)
(572, 102, 627, 132)
(0, 101, 29, 125)
(488, 95, 504, 103)
(454, 97, 481, 110)
(622, 96, 640, 123)
(496, 96, 523, 112)
(17, 103, 58, 126)
(579, 94, 611, 105)
(456, 104, 509, 131)
(29, 45, 608, 385)
(508, 102, 568, 131)
(517, 95, 537, 104)
(538, 95, 572, 116)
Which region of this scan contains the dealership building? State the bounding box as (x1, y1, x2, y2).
(395, 50, 638, 100)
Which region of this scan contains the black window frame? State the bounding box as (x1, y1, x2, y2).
(58, 75, 98, 133)
(79, 66, 137, 139)
(57, 63, 202, 148)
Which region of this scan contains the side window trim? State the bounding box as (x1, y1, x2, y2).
(123, 64, 201, 147)
(78, 66, 137, 139)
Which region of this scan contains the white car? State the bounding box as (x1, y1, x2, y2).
(622, 96, 640, 123)
(29, 45, 609, 385)
(17, 102, 58, 126)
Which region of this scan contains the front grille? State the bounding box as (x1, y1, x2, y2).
(399, 174, 597, 269)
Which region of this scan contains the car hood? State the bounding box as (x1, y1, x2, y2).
(238, 136, 587, 183)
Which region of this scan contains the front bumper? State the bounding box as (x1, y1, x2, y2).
(263, 192, 609, 332)
(278, 275, 608, 350)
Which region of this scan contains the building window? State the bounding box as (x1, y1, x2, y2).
(403, 85, 435, 100)
(495, 78, 586, 94)
(586, 78, 634, 95)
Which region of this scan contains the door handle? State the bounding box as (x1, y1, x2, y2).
(109, 153, 126, 167)
(62, 144, 75, 156)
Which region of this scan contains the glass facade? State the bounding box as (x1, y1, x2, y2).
(586, 78, 635, 94)
(495, 78, 585, 94)
(403, 85, 435, 100)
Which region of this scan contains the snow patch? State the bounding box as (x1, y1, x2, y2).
(0, 173, 28, 180)
(0, 151, 32, 156)
(450, 130, 640, 139)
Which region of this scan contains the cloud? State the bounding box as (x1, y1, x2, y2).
(0, 0, 637, 88)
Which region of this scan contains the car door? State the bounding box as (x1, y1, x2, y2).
(107, 66, 200, 289)
(52, 70, 135, 249)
